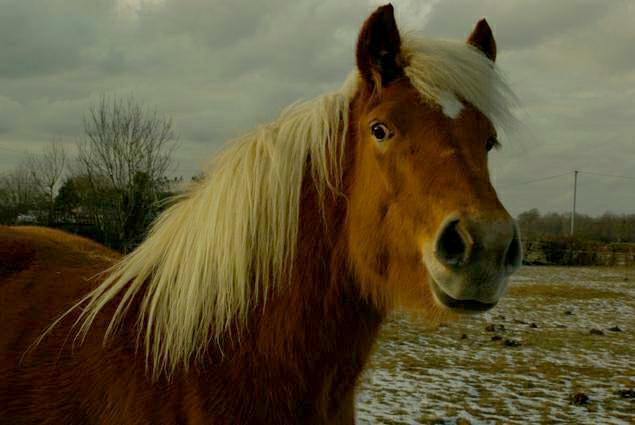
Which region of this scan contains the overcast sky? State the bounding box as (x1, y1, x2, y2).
(1, 0, 633, 216)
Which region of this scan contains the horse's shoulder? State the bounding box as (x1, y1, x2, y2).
(0, 226, 120, 277)
(0, 226, 39, 278)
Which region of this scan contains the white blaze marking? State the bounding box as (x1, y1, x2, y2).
(438, 91, 464, 119)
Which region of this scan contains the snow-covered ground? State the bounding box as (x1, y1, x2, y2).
(356, 266, 635, 424)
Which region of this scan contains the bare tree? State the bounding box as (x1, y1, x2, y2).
(27, 141, 67, 225)
(517, 209, 635, 243)
(0, 161, 45, 224)
(76, 95, 177, 251)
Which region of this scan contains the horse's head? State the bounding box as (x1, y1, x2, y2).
(347, 5, 522, 315)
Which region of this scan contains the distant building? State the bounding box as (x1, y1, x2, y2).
(16, 213, 37, 224)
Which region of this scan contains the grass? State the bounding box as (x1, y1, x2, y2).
(357, 266, 635, 424)
(507, 283, 623, 300)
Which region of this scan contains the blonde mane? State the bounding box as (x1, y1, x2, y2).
(73, 35, 518, 377)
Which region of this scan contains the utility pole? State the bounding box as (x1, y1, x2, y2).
(570, 170, 578, 236)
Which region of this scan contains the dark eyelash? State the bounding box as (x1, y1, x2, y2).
(487, 136, 501, 151)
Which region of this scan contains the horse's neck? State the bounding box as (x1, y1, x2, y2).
(255, 176, 384, 357)
(191, 174, 384, 421)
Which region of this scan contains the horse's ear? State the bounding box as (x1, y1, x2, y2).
(356, 4, 403, 89)
(467, 19, 497, 62)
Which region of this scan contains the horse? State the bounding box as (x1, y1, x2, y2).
(0, 4, 522, 424)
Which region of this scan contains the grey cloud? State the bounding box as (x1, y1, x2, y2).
(0, 96, 23, 134)
(422, 0, 612, 51)
(0, 0, 116, 78)
(0, 0, 633, 216)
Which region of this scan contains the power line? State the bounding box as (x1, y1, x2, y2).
(496, 172, 572, 189)
(578, 171, 635, 181)
(497, 170, 635, 190)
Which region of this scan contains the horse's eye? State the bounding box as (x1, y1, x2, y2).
(486, 136, 499, 152)
(371, 122, 391, 141)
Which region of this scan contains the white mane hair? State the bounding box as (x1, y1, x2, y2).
(401, 37, 518, 135)
(72, 34, 518, 377)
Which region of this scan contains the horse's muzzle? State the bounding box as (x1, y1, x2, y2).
(423, 213, 522, 313)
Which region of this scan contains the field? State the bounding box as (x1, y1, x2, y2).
(356, 266, 635, 424)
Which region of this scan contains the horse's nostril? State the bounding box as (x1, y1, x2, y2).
(435, 219, 471, 268)
(504, 225, 523, 273)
